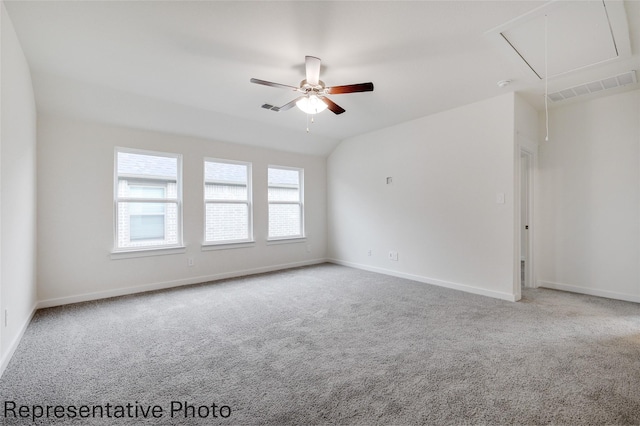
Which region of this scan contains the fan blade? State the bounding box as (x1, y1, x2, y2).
(320, 97, 345, 115)
(326, 82, 374, 95)
(277, 96, 304, 112)
(305, 56, 321, 86)
(250, 78, 299, 91)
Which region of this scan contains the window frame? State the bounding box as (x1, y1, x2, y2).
(203, 157, 254, 247)
(113, 147, 184, 256)
(267, 165, 305, 241)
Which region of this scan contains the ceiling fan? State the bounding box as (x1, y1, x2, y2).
(250, 56, 374, 115)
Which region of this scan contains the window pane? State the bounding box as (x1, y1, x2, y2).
(206, 203, 249, 242)
(268, 168, 300, 202)
(205, 183, 247, 201)
(205, 161, 247, 184)
(129, 201, 165, 215)
(118, 180, 176, 200)
(205, 161, 248, 202)
(268, 186, 299, 202)
(268, 204, 301, 238)
(130, 215, 165, 241)
(129, 185, 165, 199)
(117, 202, 178, 248)
(117, 152, 177, 179)
(268, 168, 299, 187)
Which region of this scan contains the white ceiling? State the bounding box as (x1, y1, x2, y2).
(4, 0, 640, 156)
(499, 1, 623, 78)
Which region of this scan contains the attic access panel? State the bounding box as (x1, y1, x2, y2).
(488, 0, 631, 80)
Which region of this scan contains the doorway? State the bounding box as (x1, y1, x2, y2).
(520, 149, 533, 288)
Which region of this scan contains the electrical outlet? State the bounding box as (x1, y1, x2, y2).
(4, 309, 7, 327)
(306, 244, 312, 253)
(188, 258, 195, 267)
(388, 251, 398, 261)
(367, 250, 372, 256)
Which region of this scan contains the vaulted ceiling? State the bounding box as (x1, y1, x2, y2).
(4, 0, 640, 156)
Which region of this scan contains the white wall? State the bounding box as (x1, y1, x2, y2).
(37, 114, 327, 305)
(515, 94, 539, 147)
(33, 71, 340, 157)
(537, 89, 640, 302)
(0, 1, 38, 373)
(327, 93, 519, 301)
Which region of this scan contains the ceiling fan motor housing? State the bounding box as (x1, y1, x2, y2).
(300, 79, 326, 95)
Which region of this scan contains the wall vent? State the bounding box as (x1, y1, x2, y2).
(547, 71, 637, 102)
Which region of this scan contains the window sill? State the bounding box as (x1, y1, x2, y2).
(202, 241, 256, 251)
(266, 237, 307, 245)
(110, 246, 187, 260)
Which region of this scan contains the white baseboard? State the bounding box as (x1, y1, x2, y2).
(328, 258, 517, 302)
(0, 303, 37, 378)
(37, 258, 327, 309)
(538, 280, 640, 303)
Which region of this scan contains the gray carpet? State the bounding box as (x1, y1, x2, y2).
(1, 263, 640, 425)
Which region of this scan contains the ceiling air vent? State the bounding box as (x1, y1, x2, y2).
(547, 71, 637, 102)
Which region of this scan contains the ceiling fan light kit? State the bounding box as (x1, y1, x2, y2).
(250, 55, 374, 118)
(296, 95, 328, 115)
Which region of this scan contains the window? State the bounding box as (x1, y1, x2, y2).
(204, 159, 252, 245)
(114, 148, 182, 251)
(268, 166, 304, 239)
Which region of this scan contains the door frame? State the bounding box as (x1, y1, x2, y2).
(515, 143, 536, 299)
